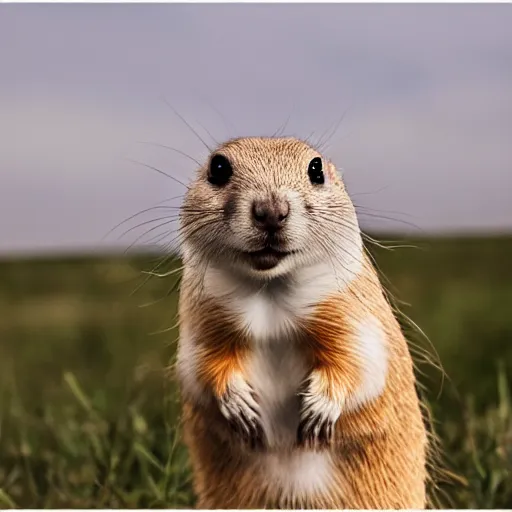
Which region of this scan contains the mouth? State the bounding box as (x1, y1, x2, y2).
(242, 246, 293, 271)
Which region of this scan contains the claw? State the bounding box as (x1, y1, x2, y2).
(297, 374, 343, 449)
(218, 375, 266, 449)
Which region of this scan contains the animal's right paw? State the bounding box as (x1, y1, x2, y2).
(218, 374, 266, 449)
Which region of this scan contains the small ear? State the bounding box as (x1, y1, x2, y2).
(327, 161, 341, 183)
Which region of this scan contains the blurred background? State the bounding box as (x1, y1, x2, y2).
(0, 3, 511, 508)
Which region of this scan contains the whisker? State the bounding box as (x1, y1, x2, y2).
(348, 184, 393, 197)
(125, 158, 190, 189)
(123, 218, 178, 254)
(115, 215, 181, 242)
(154, 193, 186, 206)
(110, 207, 221, 243)
(190, 90, 239, 137)
(303, 130, 318, 146)
(135, 211, 223, 251)
(158, 206, 224, 213)
(162, 97, 212, 152)
(195, 118, 219, 147)
(138, 227, 179, 248)
(354, 204, 417, 219)
(356, 211, 424, 233)
(129, 250, 181, 297)
(141, 265, 184, 278)
(362, 232, 419, 251)
(315, 102, 353, 151)
(309, 205, 424, 233)
(307, 229, 375, 316)
(104, 205, 188, 241)
(138, 273, 182, 308)
(136, 142, 202, 167)
(206, 101, 238, 138)
(308, 230, 347, 292)
(179, 217, 225, 243)
(307, 215, 367, 272)
(272, 108, 294, 138)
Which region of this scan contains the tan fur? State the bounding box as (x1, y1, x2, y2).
(193, 306, 249, 397)
(177, 137, 427, 509)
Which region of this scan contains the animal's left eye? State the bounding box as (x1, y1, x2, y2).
(308, 157, 324, 185)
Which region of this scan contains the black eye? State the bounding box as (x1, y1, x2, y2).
(208, 154, 233, 186)
(308, 157, 324, 185)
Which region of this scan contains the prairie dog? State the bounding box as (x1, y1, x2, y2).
(176, 137, 427, 508)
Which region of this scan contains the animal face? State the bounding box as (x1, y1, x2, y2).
(181, 137, 361, 281)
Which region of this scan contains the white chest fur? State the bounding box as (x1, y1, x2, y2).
(200, 264, 342, 498)
(246, 339, 308, 449)
(203, 262, 343, 341)
(245, 336, 336, 502)
(202, 264, 335, 445)
(184, 259, 387, 500)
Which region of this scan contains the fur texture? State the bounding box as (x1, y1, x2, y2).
(176, 137, 427, 509)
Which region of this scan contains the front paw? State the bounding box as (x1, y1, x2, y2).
(218, 374, 266, 449)
(297, 373, 344, 449)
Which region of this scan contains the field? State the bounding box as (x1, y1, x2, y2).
(0, 236, 511, 508)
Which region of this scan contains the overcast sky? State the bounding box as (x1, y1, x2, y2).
(1, 4, 511, 255)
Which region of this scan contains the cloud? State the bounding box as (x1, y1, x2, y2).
(1, 4, 511, 253)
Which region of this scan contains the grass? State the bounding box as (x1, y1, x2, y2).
(0, 235, 511, 508)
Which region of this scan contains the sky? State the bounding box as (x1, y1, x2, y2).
(1, 4, 511, 255)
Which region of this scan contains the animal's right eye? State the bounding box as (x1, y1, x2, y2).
(208, 154, 233, 186)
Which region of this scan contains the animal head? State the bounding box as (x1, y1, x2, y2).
(181, 137, 362, 281)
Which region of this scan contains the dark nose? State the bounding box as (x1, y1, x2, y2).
(251, 197, 290, 232)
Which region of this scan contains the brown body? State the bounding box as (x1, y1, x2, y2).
(176, 137, 427, 508)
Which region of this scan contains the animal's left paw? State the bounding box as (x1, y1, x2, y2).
(297, 373, 344, 449)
